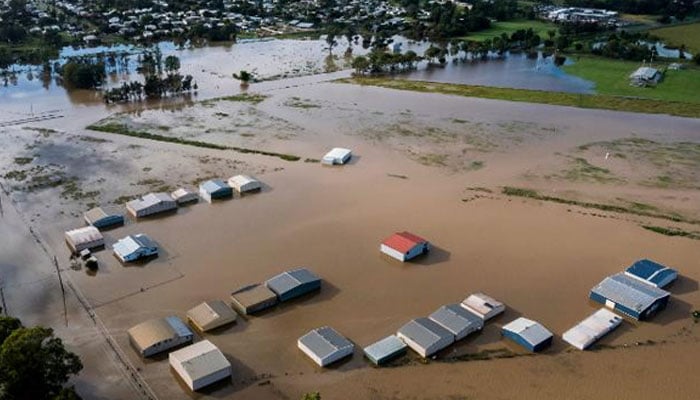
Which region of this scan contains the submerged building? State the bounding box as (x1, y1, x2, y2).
(65, 226, 104, 253)
(397, 317, 454, 358)
(230, 284, 278, 315)
(83, 207, 124, 229)
(589, 273, 670, 320)
(228, 175, 261, 193)
(171, 188, 199, 205)
(460, 292, 505, 321)
(126, 192, 177, 218)
(128, 316, 194, 357)
(298, 326, 354, 367)
(199, 179, 232, 203)
(169, 340, 232, 391)
(380, 231, 430, 262)
(265, 268, 321, 302)
(624, 259, 678, 289)
(428, 304, 484, 341)
(502, 317, 553, 352)
(363, 335, 407, 366)
(562, 308, 623, 350)
(113, 233, 158, 262)
(186, 300, 237, 332)
(321, 147, 352, 165)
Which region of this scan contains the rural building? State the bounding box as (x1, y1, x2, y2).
(199, 179, 232, 203)
(113, 234, 158, 263)
(126, 192, 177, 218)
(380, 231, 430, 262)
(127, 316, 194, 357)
(562, 308, 623, 350)
(589, 273, 670, 320)
(363, 335, 407, 366)
(460, 292, 505, 321)
(397, 317, 454, 358)
(298, 326, 354, 367)
(624, 259, 678, 289)
(265, 268, 321, 302)
(65, 226, 104, 253)
(186, 300, 237, 332)
(502, 317, 553, 352)
(83, 207, 124, 229)
(428, 304, 484, 341)
(169, 340, 232, 391)
(321, 147, 352, 165)
(629, 66, 661, 86)
(230, 284, 278, 315)
(171, 188, 199, 205)
(228, 175, 261, 193)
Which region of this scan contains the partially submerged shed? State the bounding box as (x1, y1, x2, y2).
(126, 192, 177, 218)
(460, 292, 505, 321)
(65, 226, 104, 253)
(396, 317, 454, 358)
(380, 231, 430, 262)
(321, 147, 352, 165)
(113, 233, 158, 263)
(230, 284, 278, 315)
(169, 340, 231, 391)
(562, 308, 623, 350)
(363, 335, 407, 366)
(84, 207, 123, 229)
(590, 273, 670, 320)
(502, 317, 553, 352)
(199, 179, 232, 203)
(624, 259, 678, 289)
(265, 268, 321, 302)
(171, 188, 199, 205)
(298, 326, 354, 367)
(128, 316, 194, 357)
(186, 300, 237, 332)
(228, 175, 261, 193)
(429, 304, 484, 341)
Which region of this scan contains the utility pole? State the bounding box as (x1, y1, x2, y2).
(54, 256, 68, 326)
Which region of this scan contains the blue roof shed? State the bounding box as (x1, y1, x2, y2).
(502, 317, 553, 352)
(199, 179, 232, 203)
(590, 273, 670, 320)
(266, 268, 321, 302)
(624, 259, 678, 288)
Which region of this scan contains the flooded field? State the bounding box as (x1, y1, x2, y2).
(1, 73, 699, 400)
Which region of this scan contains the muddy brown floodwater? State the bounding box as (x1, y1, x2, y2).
(1, 74, 699, 400)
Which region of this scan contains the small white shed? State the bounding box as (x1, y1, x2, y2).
(321, 148, 352, 165)
(228, 175, 261, 193)
(169, 340, 232, 391)
(65, 226, 104, 253)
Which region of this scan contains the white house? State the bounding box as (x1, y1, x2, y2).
(169, 340, 232, 391)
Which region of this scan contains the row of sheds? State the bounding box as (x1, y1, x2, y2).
(230, 267, 321, 315)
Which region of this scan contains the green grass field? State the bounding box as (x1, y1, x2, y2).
(459, 20, 557, 42)
(563, 56, 700, 103)
(650, 22, 700, 52)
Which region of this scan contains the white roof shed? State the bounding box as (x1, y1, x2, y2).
(563, 308, 623, 350)
(65, 226, 104, 252)
(298, 326, 354, 367)
(228, 175, 261, 193)
(321, 147, 352, 165)
(169, 340, 232, 391)
(460, 292, 505, 321)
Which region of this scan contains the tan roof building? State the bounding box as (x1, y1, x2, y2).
(64, 226, 104, 253)
(127, 316, 194, 357)
(186, 300, 237, 332)
(169, 340, 231, 391)
(230, 284, 278, 315)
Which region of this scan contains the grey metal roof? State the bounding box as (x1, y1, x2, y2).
(397, 317, 452, 348)
(266, 268, 320, 296)
(298, 326, 353, 360)
(200, 179, 229, 194)
(363, 335, 406, 361)
(429, 304, 483, 336)
(591, 273, 670, 313)
(502, 317, 552, 347)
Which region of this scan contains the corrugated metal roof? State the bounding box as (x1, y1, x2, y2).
(563, 308, 622, 350)
(625, 259, 677, 288)
(231, 284, 277, 308)
(127, 192, 175, 211)
(324, 148, 351, 160)
(381, 231, 428, 253)
(187, 300, 237, 331)
(298, 326, 353, 360)
(228, 174, 259, 188)
(199, 179, 230, 194)
(397, 318, 453, 349)
(460, 292, 505, 320)
(502, 318, 552, 347)
(128, 316, 191, 352)
(591, 273, 670, 313)
(113, 234, 157, 259)
(630, 67, 658, 79)
(65, 226, 103, 246)
(169, 340, 231, 383)
(363, 335, 407, 362)
(429, 304, 483, 337)
(266, 268, 320, 296)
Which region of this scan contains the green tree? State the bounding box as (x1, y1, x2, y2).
(0, 317, 22, 344)
(302, 392, 321, 400)
(164, 55, 181, 75)
(351, 55, 370, 75)
(233, 70, 252, 84)
(0, 321, 83, 400)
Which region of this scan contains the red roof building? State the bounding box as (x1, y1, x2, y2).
(380, 231, 430, 262)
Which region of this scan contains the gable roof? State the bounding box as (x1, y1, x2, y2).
(382, 231, 428, 253)
(591, 273, 670, 313)
(624, 259, 677, 288)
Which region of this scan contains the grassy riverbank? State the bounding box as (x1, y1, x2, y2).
(340, 76, 700, 118)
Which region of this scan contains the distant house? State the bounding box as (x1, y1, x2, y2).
(629, 66, 661, 86)
(589, 273, 670, 320)
(502, 317, 553, 352)
(126, 192, 177, 218)
(298, 326, 354, 367)
(321, 147, 352, 165)
(460, 292, 505, 321)
(113, 234, 158, 262)
(128, 316, 194, 357)
(562, 308, 623, 350)
(397, 317, 454, 358)
(230, 284, 278, 315)
(65, 226, 104, 253)
(380, 231, 430, 262)
(171, 188, 199, 205)
(186, 300, 237, 332)
(265, 268, 321, 302)
(83, 207, 123, 229)
(199, 179, 232, 203)
(363, 335, 407, 366)
(169, 340, 231, 391)
(624, 259, 677, 289)
(228, 175, 261, 193)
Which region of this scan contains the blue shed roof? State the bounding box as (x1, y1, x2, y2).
(363, 335, 407, 365)
(200, 179, 230, 194)
(625, 259, 678, 288)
